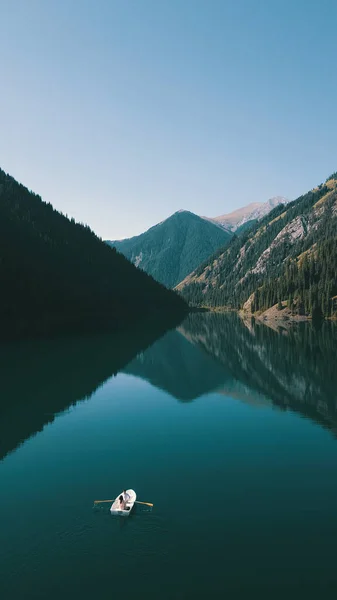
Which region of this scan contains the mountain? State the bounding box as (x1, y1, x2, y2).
(106, 210, 231, 288)
(177, 173, 337, 319)
(0, 168, 186, 338)
(207, 196, 289, 232)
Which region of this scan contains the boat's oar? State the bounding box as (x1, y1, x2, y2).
(94, 499, 154, 507)
(135, 500, 154, 507)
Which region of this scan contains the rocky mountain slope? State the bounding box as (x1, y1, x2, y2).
(177, 174, 337, 319)
(208, 196, 289, 231)
(106, 210, 231, 288)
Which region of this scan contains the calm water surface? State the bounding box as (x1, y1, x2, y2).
(1, 313, 337, 599)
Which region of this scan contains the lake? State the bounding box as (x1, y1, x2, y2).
(1, 313, 337, 599)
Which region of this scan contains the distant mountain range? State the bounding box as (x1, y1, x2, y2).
(106, 210, 231, 288)
(106, 197, 289, 289)
(178, 173, 337, 319)
(207, 196, 289, 232)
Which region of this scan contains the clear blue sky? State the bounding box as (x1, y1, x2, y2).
(1, 0, 337, 239)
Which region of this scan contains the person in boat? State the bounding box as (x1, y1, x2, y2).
(119, 494, 124, 509)
(123, 490, 130, 506)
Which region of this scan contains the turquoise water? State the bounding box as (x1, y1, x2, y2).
(1, 314, 337, 598)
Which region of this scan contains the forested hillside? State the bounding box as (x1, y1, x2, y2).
(106, 210, 231, 288)
(0, 168, 186, 337)
(177, 174, 337, 319)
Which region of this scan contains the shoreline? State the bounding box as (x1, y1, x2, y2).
(188, 304, 337, 322)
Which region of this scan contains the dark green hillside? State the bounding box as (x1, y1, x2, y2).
(106, 210, 231, 288)
(178, 174, 337, 318)
(0, 168, 186, 338)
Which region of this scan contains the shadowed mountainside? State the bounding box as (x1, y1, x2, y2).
(0, 167, 186, 339)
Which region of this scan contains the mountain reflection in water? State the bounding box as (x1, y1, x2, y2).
(2, 312, 337, 462)
(0, 315, 182, 460)
(125, 312, 337, 434)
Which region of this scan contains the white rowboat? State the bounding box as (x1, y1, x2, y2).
(110, 489, 136, 516)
